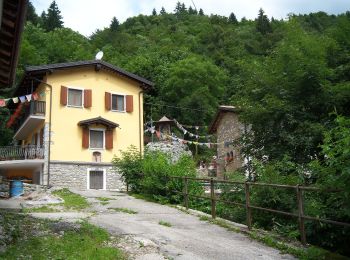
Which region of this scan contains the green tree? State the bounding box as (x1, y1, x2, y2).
(42, 1, 64, 31)
(160, 7, 166, 15)
(228, 12, 238, 24)
(256, 8, 272, 34)
(26, 1, 40, 25)
(110, 17, 119, 32)
(152, 8, 157, 16)
(198, 8, 204, 16)
(162, 55, 228, 124)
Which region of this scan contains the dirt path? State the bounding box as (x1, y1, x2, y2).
(64, 190, 294, 260)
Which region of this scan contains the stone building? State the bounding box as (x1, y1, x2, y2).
(209, 106, 246, 177)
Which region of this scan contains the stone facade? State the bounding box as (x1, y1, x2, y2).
(146, 141, 192, 163)
(49, 161, 125, 191)
(216, 112, 245, 176)
(209, 106, 246, 177)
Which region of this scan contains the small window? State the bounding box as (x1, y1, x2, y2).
(68, 88, 83, 107)
(90, 130, 104, 149)
(111, 94, 125, 112)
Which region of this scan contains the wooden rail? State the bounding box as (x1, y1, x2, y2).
(168, 176, 350, 246)
(0, 145, 44, 161)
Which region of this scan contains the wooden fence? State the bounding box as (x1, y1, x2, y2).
(169, 176, 350, 245)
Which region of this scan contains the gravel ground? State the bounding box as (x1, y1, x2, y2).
(73, 190, 295, 260)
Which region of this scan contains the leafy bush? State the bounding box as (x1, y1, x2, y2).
(113, 146, 202, 203)
(112, 145, 143, 192)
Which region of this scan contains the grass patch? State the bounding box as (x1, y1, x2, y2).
(0, 211, 125, 260)
(52, 188, 90, 210)
(159, 220, 172, 227)
(108, 207, 138, 214)
(22, 205, 60, 213)
(198, 215, 348, 260)
(100, 201, 110, 206)
(96, 197, 115, 202)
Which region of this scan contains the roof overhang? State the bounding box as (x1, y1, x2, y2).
(78, 116, 119, 129)
(0, 0, 27, 89)
(0, 159, 44, 169)
(209, 106, 241, 134)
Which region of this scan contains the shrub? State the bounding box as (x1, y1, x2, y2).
(112, 145, 143, 192)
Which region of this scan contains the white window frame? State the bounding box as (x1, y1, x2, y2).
(67, 87, 84, 108)
(86, 168, 106, 190)
(89, 128, 105, 150)
(111, 92, 126, 113)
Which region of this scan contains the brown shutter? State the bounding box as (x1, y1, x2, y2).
(126, 95, 133, 112)
(82, 128, 89, 148)
(105, 92, 111, 110)
(84, 89, 92, 108)
(60, 86, 67, 105)
(105, 129, 113, 150)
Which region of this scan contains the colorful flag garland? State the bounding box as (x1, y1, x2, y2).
(0, 91, 45, 108)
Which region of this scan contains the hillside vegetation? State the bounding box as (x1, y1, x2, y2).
(0, 1, 349, 255)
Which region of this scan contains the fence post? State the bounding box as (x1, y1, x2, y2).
(296, 185, 306, 245)
(245, 182, 252, 230)
(126, 182, 129, 192)
(210, 178, 216, 219)
(184, 177, 189, 210)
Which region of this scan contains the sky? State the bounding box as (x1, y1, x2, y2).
(32, 0, 350, 36)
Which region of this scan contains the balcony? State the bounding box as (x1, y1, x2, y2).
(0, 145, 44, 161)
(13, 101, 46, 140)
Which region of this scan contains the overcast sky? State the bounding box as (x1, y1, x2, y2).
(32, 0, 349, 36)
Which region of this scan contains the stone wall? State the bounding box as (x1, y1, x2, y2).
(146, 141, 192, 163)
(216, 112, 245, 176)
(49, 161, 125, 191)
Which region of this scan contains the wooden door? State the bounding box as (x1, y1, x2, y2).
(89, 171, 103, 189)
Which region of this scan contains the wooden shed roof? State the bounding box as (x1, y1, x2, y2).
(0, 0, 27, 89)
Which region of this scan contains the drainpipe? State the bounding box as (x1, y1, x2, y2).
(29, 76, 52, 187)
(138, 89, 144, 155)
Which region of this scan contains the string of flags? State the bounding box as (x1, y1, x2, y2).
(162, 132, 221, 147)
(0, 91, 45, 107)
(173, 119, 212, 139)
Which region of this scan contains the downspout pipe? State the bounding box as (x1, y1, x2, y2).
(29, 76, 52, 187)
(138, 89, 144, 155)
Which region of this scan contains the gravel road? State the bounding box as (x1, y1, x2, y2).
(67, 190, 295, 260)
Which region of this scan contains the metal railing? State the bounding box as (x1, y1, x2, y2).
(13, 101, 46, 133)
(168, 176, 350, 245)
(0, 145, 44, 161)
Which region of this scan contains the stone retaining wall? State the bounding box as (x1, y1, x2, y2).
(49, 161, 125, 191)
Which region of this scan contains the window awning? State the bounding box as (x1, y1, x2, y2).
(78, 116, 119, 129)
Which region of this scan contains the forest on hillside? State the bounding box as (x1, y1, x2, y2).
(0, 1, 349, 255)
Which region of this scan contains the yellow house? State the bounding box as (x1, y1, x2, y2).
(0, 60, 153, 190)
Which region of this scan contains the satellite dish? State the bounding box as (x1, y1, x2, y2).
(95, 51, 104, 60)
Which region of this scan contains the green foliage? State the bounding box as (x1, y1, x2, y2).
(110, 17, 120, 32)
(41, 1, 64, 32)
(158, 220, 172, 227)
(112, 145, 143, 192)
(52, 188, 90, 210)
(108, 207, 138, 214)
(0, 219, 125, 260)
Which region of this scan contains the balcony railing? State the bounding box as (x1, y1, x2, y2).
(12, 101, 46, 134)
(0, 145, 44, 161)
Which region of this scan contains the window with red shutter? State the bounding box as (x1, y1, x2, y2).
(105, 92, 111, 110)
(105, 129, 113, 150)
(82, 128, 89, 148)
(84, 89, 92, 108)
(126, 95, 133, 112)
(60, 86, 67, 105)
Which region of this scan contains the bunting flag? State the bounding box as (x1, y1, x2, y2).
(19, 96, 26, 103)
(158, 132, 224, 147)
(32, 93, 39, 100)
(0, 91, 46, 108)
(173, 119, 213, 140)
